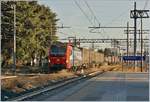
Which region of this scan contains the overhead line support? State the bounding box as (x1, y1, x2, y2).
(130, 2, 149, 70)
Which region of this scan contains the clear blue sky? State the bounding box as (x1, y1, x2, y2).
(38, 0, 150, 49)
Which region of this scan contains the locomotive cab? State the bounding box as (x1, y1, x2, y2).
(48, 42, 72, 71)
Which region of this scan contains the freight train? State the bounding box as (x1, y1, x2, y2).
(48, 41, 104, 71)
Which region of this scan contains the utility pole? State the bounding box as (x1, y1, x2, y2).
(127, 22, 129, 67)
(91, 42, 94, 64)
(133, 2, 137, 58)
(130, 2, 149, 71)
(134, 2, 137, 71)
(0, 1, 1, 69)
(13, 4, 16, 75)
(50, 23, 52, 46)
(140, 18, 143, 72)
(89, 45, 91, 67)
(113, 40, 116, 64)
(92, 42, 94, 50)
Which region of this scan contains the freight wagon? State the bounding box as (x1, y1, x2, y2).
(81, 48, 104, 68)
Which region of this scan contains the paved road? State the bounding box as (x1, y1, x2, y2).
(27, 72, 149, 101)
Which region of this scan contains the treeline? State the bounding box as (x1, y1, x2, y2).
(1, 1, 58, 67)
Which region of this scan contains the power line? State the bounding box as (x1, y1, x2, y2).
(83, 0, 100, 24)
(82, 0, 108, 37)
(104, 8, 130, 26)
(137, 0, 149, 28)
(58, 31, 70, 36)
(143, 0, 149, 10)
(83, 0, 107, 37)
(74, 0, 94, 26)
(74, 0, 106, 38)
(57, 21, 76, 36)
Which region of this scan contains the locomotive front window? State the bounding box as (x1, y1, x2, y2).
(50, 45, 66, 55)
(59, 47, 66, 55)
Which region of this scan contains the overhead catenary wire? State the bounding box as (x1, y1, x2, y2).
(104, 8, 130, 26)
(57, 21, 77, 38)
(139, 0, 149, 30)
(82, 0, 108, 38)
(101, 8, 131, 39)
(74, 0, 94, 26)
(83, 0, 106, 37)
(83, 1, 131, 39)
(58, 31, 69, 36)
(143, 0, 149, 10)
(83, 0, 100, 25)
(74, 0, 105, 39)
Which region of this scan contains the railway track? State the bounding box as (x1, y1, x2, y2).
(6, 65, 118, 101)
(8, 70, 106, 101)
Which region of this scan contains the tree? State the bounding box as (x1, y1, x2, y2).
(1, 1, 15, 67)
(1, 1, 58, 67)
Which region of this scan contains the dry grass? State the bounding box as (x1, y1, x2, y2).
(110, 65, 148, 72)
(1, 69, 75, 93)
(83, 64, 121, 74)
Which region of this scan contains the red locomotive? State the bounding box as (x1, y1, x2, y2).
(48, 41, 82, 71)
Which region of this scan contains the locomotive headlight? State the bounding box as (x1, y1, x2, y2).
(48, 59, 51, 63)
(66, 60, 68, 63)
